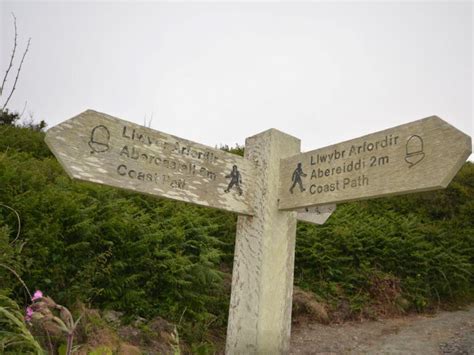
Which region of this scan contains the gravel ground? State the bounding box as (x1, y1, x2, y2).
(290, 306, 474, 354)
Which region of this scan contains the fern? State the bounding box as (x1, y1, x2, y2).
(0, 295, 44, 354)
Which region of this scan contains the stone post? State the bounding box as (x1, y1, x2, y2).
(226, 129, 300, 354)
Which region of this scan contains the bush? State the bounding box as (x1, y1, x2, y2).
(0, 133, 233, 344)
(295, 163, 474, 316)
(0, 125, 472, 347)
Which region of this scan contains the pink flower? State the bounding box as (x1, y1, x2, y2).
(25, 306, 33, 322)
(31, 290, 43, 301)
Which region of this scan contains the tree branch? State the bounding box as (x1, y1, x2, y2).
(0, 13, 18, 97)
(2, 37, 31, 111)
(19, 100, 28, 118)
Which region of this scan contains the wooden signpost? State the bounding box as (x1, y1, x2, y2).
(45, 110, 256, 215)
(279, 116, 471, 210)
(46, 111, 471, 355)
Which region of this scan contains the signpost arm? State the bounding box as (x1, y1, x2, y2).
(226, 129, 300, 354)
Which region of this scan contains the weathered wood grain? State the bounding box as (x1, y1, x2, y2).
(45, 110, 255, 215)
(279, 116, 471, 210)
(226, 129, 300, 354)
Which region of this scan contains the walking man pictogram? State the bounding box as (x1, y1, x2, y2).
(225, 165, 243, 195)
(290, 162, 307, 194)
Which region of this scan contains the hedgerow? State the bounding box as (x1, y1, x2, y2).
(1, 125, 473, 349)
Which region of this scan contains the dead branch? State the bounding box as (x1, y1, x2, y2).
(2, 37, 31, 111)
(0, 13, 18, 97)
(19, 100, 28, 118)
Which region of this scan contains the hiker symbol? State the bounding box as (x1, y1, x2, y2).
(225, 165, 243, 196)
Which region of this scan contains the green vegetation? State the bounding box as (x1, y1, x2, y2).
(0, 295, 44, 354)
(1, 123, 473, 351)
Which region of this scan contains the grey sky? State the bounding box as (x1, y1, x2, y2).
(1, 1, 472, 159)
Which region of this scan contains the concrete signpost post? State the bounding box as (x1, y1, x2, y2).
(46, 111, 471, 355)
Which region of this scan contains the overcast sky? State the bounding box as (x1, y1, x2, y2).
(1, 1, 472, 159)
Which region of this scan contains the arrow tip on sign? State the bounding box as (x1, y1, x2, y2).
(430, 116, 472, 189)
(399, 115, 471, 190)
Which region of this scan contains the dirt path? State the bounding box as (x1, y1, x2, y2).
(290, 306, 474, 354)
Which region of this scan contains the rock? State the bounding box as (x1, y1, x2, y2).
(148, 316, 175, 334)
(118, 319, 177, 355)
(103, 310, 124, 325)
(118, 343, 142, 355)
(292, 286, 330, 324)
(132, 316, 147, 327)
(118, 326, 142, 345)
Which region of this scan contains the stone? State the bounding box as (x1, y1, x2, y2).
(103, 310, 123, 325)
